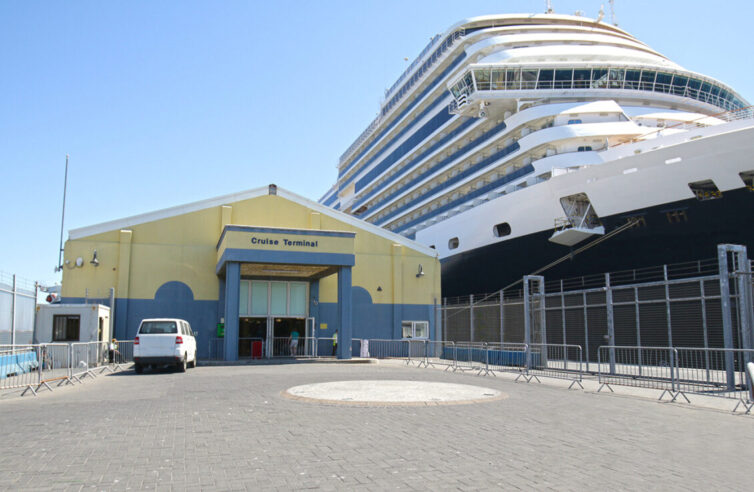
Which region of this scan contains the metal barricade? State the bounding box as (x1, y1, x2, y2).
(527, 344, 584, 388)
(421, 340, 455, 369)
(675, 347, 754, 407)
(597, 346, 683, 401)
(479, 342, 528, 378)
(33, 343, 74, 393)
(367, 339, 408, 359)
(449, 342, 483, 372)
(109, 340, 134, 370)
(70, 342, 103, 381)
(0, 345, 40, 393)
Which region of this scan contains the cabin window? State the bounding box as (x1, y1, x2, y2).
(429, 245, 436, 249)
(493, 222, 512, 237)
(666, 210, 688, 223)
(739, 171, 754, 191)
(688, 180, 722, 201)
(577, 146, 593, 152)
(448, 237, 460, 250)
(567, 119, 582, 125)
(53, 315, 80, 342)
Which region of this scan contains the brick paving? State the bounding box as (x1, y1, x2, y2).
(0, 361, 752, 491)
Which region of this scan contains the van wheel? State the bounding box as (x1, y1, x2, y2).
(190, 355, 197, 368)
(134, 364, 143, 374)
(178, 355, 187, 373)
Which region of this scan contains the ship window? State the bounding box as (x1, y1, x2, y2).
(521, 70, 538, 89)
(591, 69, 608, 88)
(491, 69, 505, 89)
(448, 237, 459, 250)
(608, 68, 625, 89)
(688, 180, 722, 201)
(573, 69, 591, 88)
(739, 171, 754, 191)
(671, 75, 689, 96)
(640, 70, 656, 91)
(624, 70, 641, 89)
(665, 210, 688, 224)
(654, 72, 672, 93)
(493, 222, 511, 237)
(537, 69, 554, 89)
(555, 69, 573, 89)
(567, 119, 582, 125)
(429, 245, 436, 249)
(577, 146, 593, 152)
(475, 69, 491, 90)
(505, 69, 520, 90)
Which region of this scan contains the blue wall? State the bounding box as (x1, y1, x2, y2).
(62, 281, 435, 359)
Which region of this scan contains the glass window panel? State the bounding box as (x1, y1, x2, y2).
(687, 78, 701, 90)
(414, 322, 429, 339)
(402, 321, 413, 339)
(491, 69, 505, 90)
(239, 280, 249, 316)
(573, 69, 591, 88)
(537, 69, 554, 89)
(474, 69, 490, 90)
(655, 72, 672, 93)
(640, 70, 656, 91)
(251, 281, 268, 316)
(521, 70, 538, 89)
(591, 69, 608, 88)
(671, 75, 688, 96)
(270, 282, 287, 315)
(609, 68, 625, 88)
(289, 283, 307, 317)
(505, 69, 520, 89)
(624, 70, 641, 90)
(554, 69, 573, 89)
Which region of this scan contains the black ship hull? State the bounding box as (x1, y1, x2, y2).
(440, 187, 754, 298)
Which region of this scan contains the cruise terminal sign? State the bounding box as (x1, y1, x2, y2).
(251, 236, 320, 248)
(218, 226, 355, 261)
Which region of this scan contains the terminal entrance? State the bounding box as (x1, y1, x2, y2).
(238, 316, 312, 358)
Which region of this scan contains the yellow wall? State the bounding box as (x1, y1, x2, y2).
(62, 194, 440, 305)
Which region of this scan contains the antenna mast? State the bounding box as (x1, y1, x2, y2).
(609, 0, 618, 26)
(55, 154, 69, 272)
(545, 1, 554, 14)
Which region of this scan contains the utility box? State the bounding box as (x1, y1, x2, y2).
(34, 304, 111, 344)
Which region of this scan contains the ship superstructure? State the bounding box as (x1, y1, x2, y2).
(321, 13, 754, 296)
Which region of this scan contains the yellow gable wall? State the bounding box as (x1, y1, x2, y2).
(62, 194, 441, 305)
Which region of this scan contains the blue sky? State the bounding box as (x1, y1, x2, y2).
(2, 0, 752, 287)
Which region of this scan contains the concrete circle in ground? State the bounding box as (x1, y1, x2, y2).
(282, 380, 507, 406)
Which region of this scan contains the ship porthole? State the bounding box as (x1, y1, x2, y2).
(493, 222, 511, 238)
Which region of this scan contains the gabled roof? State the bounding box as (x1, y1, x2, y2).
(68, 185, 437, 257)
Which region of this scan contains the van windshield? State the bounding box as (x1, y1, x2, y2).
(139, 321, 177, 334)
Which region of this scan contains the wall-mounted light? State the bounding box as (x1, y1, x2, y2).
(416, 264, 424, 278)
(90, 250, 100, 267)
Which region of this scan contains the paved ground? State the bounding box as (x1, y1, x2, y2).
(0, 361, 752, 491)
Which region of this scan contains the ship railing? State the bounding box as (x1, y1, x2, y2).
(614, 105, 754, 147)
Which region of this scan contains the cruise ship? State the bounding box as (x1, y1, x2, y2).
(320, 12, 754, 297)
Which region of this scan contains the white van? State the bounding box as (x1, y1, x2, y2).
(133, 318, 197, 373)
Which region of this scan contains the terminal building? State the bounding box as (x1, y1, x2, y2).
(59, 185, 440, 360)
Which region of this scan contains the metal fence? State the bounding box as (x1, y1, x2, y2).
(0, 341, 133, 396)
(441, 245, 754, 372)
(0, 272, 37, 346)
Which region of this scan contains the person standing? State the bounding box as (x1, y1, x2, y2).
(288, 329, 300, 356)
(332, 329, 338, 356)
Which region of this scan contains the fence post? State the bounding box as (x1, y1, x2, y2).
(605, 273, 616, 374)
(442, 297, 448, 343)
(634, 286, 642, 375)
(499, 289, 504, 344)
(700, 279, 711, 382)
(11, 275, 16, 347)
(664, 265, 674, 349)
(583, 291, 589, 373)
(734, 247, 753, 362)
(718, 245, 736, 390)
(469, 294, 475, 343)
(524, 277, 532, 371)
